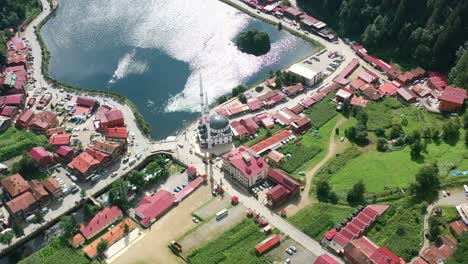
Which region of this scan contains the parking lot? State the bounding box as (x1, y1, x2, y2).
(264, 237, 318, 264)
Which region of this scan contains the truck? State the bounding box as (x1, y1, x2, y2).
(170, 240, 182, 252)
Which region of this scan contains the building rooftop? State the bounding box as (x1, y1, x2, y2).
(6, 191, 36, 214)
(43, 178, 62, 194)
(223, 147, 268, 179)
(79, 206, 123, 239)
(49, 133, 71, 146)
(251, 130, 292, 154)
(135, 190, 175, 227)
(1, 173, 30, 198)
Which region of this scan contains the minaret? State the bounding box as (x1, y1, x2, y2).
(199, 73, 205, 123)
(204, 90, 209, 116)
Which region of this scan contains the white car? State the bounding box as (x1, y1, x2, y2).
(136, 153, 142, 160)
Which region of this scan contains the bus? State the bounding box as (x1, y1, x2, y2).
(216, 209, 228, 221)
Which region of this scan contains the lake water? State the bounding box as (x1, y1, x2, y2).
(42, 0, 316, 139)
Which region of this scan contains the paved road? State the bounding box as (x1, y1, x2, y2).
(420, 190, 468, 253)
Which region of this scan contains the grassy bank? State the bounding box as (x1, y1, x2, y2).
(0, 127, 50, 162)
(34, 3, 151, 137)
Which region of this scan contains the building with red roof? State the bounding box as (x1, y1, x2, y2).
(46, 126, 65, 137)
(29, 179, 50, 206)
(3, 66, 27, 95)
(412, 85, 432, 98)
(258, 90, 287, 108)
(28, 110, 58, 133)
(15, 109, 34, 129)
(336, 87, 354, 102)
(379, 82, 398, 96)
(29, 147, 55, 167)
(350, 97, 368, 108)
(174, 177, 203, 202)
(314, 254, 340, 264)
(324, 205, 389, 251)
(43, 178, 64, 200)
(343, 236, 404, 264)
(362, 86, 383, 101)
(420, 235, 457, 264)
(300, 97, 317, 108)
(230, 120, 249, 139)
(289, 103, 304, 115)
(273, 108, 300, 126)
(396, 72, 415, 85)
(283, 7, 303, 20)
(135, 190, 175, 227)
(0, 94, 24, 108)
(358, 71, 378, 83)
(1, 174, 30, 198)
(95, 108, 125, 131)
(351, 43, 391, 72)
(104, 126, 128, 145)
(283, 83, 304, 97)
(266, 168, 300, 206)
(55, 146, 75, 163)
(266, 185, 290, 206)
(396, 88, 418, 104)
(85, 147, 111, 166)
(5, 191, 38, 219)
(448, 220, 468, 236)
(255, 234, 281, 254)
(222, 146, 269, 188)
(49, 133, 71, 146)
(246, 98, 264, 112)
(79, 206, 123, 239)
(240, 117, 260, 135)
(0, 106, 18, 118)
(334, 59, 360, 85)
(256, 113, 275, 128)
(427, 73, 448, 91)
(68, 151, 101, 178)
(291, 116, 312, 134)
(251, 129, 292, 154)
(438, 86, 467, 112)
(76, 97, 97, 109)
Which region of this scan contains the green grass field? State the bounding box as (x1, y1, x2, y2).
(288, 203, 353, 240)
(187, 219, 270, 264)
(328, 130, 468, 194)
(18, 238, 90, 264)
(367, 200, 425, 261)
(0, 127, 50, 162)
(303, 94, 337, 128)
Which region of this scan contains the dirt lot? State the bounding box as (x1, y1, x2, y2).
(111, 184, 212, 264)
(192, 195, 232, 220)
(179, 203, 246, 255)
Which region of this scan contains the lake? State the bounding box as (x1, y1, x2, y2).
(42, 0, 316, 139)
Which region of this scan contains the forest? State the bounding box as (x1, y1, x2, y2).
(297, 0, 468, 88)
(0, 0, 40, 66)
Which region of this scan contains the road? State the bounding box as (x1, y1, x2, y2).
(0, 0, 178, 254)
(419, 190, 467, 254)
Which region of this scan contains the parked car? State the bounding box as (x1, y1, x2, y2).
(286, 248, 293, 255)
(289, 245, 297, 252)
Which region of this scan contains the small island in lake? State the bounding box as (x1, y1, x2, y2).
(235, 29, 271, 56)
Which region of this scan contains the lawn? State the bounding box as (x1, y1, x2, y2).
(367, 200, 425, 261)
(18, 238, 90, 264)
(279, 115, 345, 180)
(187, 219, 270, 264)
(278, 144, 321, 175)
(0, 127, 50, 162)
(303, 94, 337, 129)
(328, 130, 468, 195)
(288, 203, 353, 240)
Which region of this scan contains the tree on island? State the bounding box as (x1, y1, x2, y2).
(236, 29, 271, 56)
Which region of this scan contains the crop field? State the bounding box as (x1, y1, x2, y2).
(187, 219, 269, 264)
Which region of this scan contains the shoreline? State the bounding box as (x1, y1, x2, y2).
(34, 2, 152, 137)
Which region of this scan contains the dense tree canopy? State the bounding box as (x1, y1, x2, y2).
(410, 164, 440, 202)
(298, 0, 468, 76)
(0, 0, 40, 67)
(236, 29, 271, 56)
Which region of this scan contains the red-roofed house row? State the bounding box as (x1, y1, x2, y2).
(135, 189, 175, 227)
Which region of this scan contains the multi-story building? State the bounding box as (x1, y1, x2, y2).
(222, 146, 269, 188)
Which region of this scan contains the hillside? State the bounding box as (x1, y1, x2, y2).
(297, 0, 468, 85)
(0, 0, 40, 66)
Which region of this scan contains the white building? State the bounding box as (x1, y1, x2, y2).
(197, 74, 232, 149)
(456, 203, 468, 225)
(288, 63, 322, 87)
(222, 146, 269, 188)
